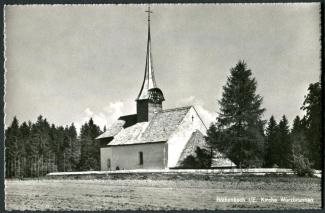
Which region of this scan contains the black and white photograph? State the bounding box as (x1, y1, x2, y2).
(3, 3, 323, 210)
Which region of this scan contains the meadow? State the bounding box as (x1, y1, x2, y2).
(5, 175, 321, 210)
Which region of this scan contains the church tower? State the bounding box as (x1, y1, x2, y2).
(136, 6, 165, 123)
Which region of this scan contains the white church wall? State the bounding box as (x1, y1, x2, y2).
(167, 107, 207, 168)
(109, 142, 167, 170)
(100, 147, 112, 171)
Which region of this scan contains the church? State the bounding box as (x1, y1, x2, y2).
(96, 7, 234, 171)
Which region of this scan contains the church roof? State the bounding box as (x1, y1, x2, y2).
(106, 106, 192, 146)
(176, 130, 207, 167)
(211, 151, 236, 168)
(96, 120, 125, 139)
(96, 114, 137, 139)
(175, 130, 236, 168)
(108, 122, 149, 146)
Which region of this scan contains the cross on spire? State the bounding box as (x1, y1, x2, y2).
(145, 5, 153, 22)
(136, 5, 157, 100)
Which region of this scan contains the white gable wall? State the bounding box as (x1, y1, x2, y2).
(167, 107, 207, 168)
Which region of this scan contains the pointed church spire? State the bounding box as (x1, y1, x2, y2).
(136, 5, 157, 100)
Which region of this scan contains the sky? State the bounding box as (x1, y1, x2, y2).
(4, 3, 321, 133)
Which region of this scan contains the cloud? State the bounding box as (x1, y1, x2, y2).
(103, 101, 124, 124)
(195, 105, 216, 128)
(178, 96, 216, 127)
(84, 108, 94, 117)
(74, 101, 133, 135)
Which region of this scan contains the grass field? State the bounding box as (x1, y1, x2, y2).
(5, 176, 321, 210)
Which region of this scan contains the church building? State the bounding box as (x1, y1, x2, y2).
(96, 7, 234, 170)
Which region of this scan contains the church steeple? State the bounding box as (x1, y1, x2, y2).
(136, 5, 165, 122)
(137, 5, 157, 100)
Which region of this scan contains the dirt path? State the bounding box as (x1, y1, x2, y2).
(5, 177, 321, 210)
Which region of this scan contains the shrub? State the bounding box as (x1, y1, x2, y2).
(181, 155, 199, 169)
(291, 154, 314, 177)
(180, 147, 212, 169)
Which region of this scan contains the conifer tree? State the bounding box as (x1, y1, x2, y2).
(5, 117, 20, 177)
(68, 123, 80, 171)
(276, 115, 292, 168)
(208, 61, 266, 168)
(264, 116, 278, 167)
(291, 116, 308, 157)
(79, 118, 102, 171)
(301, 82, 321, 169)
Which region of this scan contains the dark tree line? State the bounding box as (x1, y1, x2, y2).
(262, 82, 321, 171)
(5, 116, 102, 178)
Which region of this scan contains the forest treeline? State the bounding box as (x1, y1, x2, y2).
(5, 116, 102, 178)
(5, 60, 322, 178)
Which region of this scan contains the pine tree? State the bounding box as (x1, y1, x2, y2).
(18, 122, 31, 177)
(301, 82, 321, 169)
(291, 116, 308, 157)
(68, 123, 80, 171)
(264, 116, 278, 167)
(55, 126, 65, 172)
(276, 115, 292, 168)
(48, 124, 58, 172)
(79, 118, 102, 171)
(5, 117, 20, 178)
(210, 61, 266, 168)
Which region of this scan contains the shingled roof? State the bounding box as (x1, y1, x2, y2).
(176, 130, 207, 167)
(107, 106, 192, 146)
(175, 130, 236, 168)
(96, 120, 125, 139)
(96, 114, 137, 140)
(211, 151, 236, 168)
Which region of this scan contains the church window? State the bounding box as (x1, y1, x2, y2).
(107, 159, 111, 170)
(139, 152, 143, 165)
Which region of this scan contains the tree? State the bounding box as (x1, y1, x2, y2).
(301, 82, 321, 169)
(208, 61, 266, 168)
(276, 115, 292, 168)
(18, 121, 31, 177)
(79, 118, 102, 171)
(291, 116, 309, 158)
(5, 117, 20, 178)
(206, 124, 227, 154)
(264, 116, 278, 167)
(67, 123, 80, 171)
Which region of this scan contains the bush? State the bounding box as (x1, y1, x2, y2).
(291, 154, 314, 177)
(180, 147, 212, 169)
